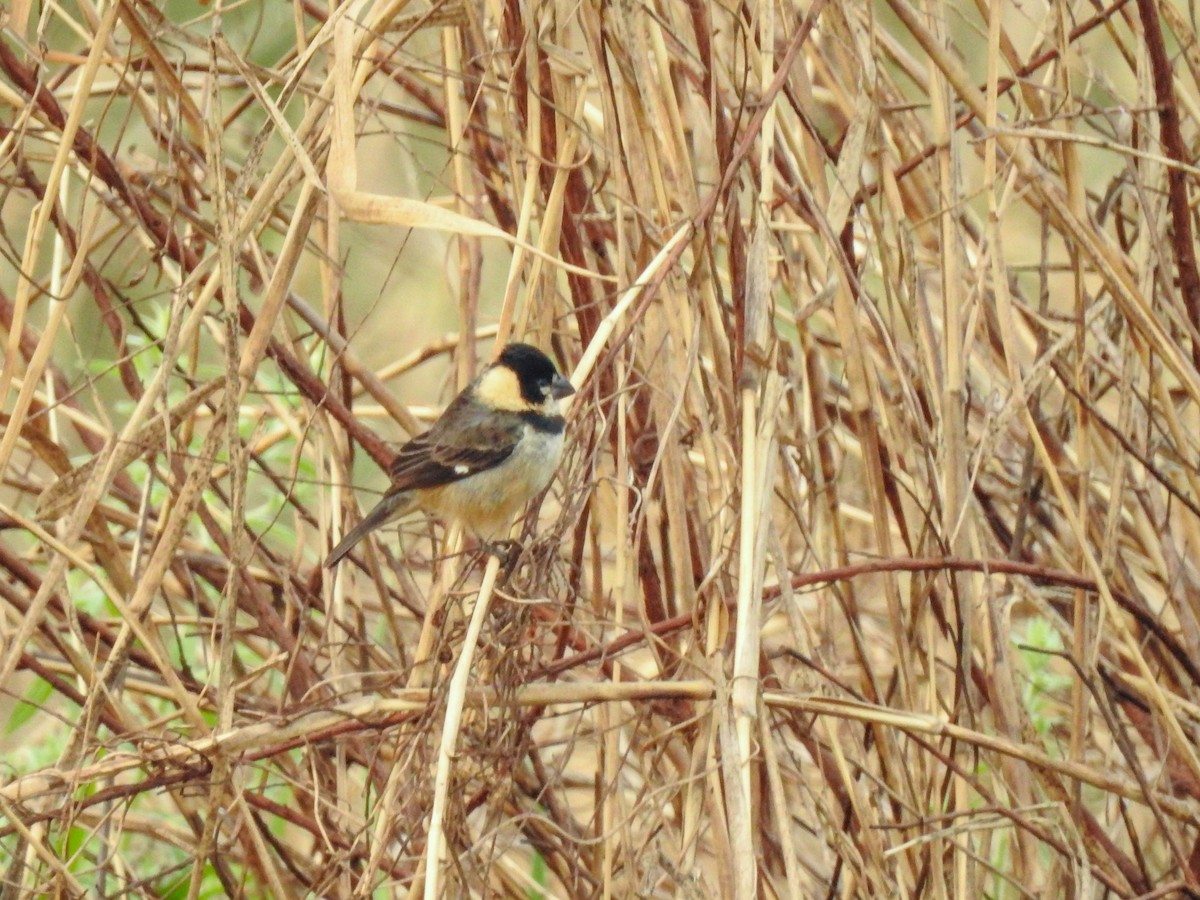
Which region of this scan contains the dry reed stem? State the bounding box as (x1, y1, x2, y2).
(7, 0, 1200, 897)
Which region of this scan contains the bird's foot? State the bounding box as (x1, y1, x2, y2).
(481, 539, 522, 581)
(481, 539, 520, 562)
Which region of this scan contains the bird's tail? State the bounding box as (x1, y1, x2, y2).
(324, 491, 415, 568)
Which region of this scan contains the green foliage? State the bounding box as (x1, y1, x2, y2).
(1015, 616, 1073, 739)
(6, 677, 53, 734)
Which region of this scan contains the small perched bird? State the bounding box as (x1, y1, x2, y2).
(325, 343, 575, 568)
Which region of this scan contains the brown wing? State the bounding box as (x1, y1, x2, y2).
(386, 397, 524, 491)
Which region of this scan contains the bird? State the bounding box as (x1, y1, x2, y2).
(324, 342, 575, 568)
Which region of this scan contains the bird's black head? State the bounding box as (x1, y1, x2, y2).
(496, 343, 575, 405)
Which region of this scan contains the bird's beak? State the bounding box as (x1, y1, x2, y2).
(549, 374, 576, 400)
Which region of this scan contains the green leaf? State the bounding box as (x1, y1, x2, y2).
(6, 677, 54, 734)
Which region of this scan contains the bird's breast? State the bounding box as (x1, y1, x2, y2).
(419, 425, 564, 537)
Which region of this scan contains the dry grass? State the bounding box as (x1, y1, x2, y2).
(4, 0, 1200, 896)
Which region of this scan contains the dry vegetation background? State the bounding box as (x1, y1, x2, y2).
(6, 0, 1200, 896)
